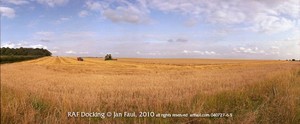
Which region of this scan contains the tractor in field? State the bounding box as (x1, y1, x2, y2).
(77, 57, 84, 61)
(104, 54, 117, 61)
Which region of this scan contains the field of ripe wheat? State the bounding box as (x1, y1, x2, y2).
(1, 57, 300, 123)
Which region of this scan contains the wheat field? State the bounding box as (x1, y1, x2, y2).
(1, 57, 300, 124)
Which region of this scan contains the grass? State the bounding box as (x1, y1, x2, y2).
(199, 69, 300, 124)
(1, 57, 299, 123)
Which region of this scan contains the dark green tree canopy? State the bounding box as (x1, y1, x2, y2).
(0, 47, 52, 56)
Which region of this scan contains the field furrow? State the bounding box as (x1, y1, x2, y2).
(59, 57, 72, 64)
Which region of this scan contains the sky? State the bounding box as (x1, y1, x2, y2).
(0, 0, 299, 59)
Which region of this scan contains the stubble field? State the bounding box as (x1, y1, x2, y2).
(1, 57, 300, 124)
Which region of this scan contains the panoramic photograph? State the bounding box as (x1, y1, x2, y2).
(1, 0, 300, 123)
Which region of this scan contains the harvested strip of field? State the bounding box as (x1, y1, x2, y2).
(1, 57, 299, 123)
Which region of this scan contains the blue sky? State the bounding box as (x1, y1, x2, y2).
(1, 0, 299, 59)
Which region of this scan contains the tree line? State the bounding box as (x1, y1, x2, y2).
(0, 47, 52, 64)
(0, 47, 52, 56)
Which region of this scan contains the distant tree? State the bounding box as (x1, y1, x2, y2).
(292, 59, 295, 61)
(1, 48, 7, 55)
(0, 47, 52, 56)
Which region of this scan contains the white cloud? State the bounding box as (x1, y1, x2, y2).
(233, 47, 265, 54)
(147, 0, 298, 33)
(205, 51, 216, 55)
(81, 0, 298, 30)
(36, 31, 54, 36)
(271, 46, 279, 49)
(272, 0, 300, 18)
(86, 0, 150, 24)
(50, 50, 57, 53)
(207, 10, 246, 24)
(135, 51, 161, 56)
(37, 0, 69, 7)
(102, 7, 145, 23)
(1, 42, 48, 49)
(86, 1, 104, 11)
(251, 14, 295, 33)
(30, 44, 48, 49)
(1, 42, 16, 48)
(0, 6, 15, 18)
(168, 38, 188, 43)
(55, 17, 70, 24)
(148, 0, 192, 14)
(65, 50, 76, 54)
(230, 35, 299, 59)
(183, 50, 217, 55)
(79, 51, 89, 54)
(2, 0, 29, 5)
(60, 17, 69, 21)
(78, 10, 89, 17)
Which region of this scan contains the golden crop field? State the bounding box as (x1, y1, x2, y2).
(1, 57, 300, 124)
